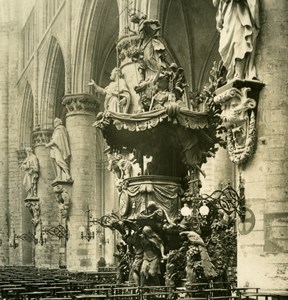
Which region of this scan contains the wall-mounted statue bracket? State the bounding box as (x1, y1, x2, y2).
(24, 198, 41, 230)
(214, 79, 264, 164)
(52, 181, 73, 220)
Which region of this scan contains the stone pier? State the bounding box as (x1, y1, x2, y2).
(62, 93, 100, 271)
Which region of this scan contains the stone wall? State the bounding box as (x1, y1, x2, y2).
(237, 0, 288, 289)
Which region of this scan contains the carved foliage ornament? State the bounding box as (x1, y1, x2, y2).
(24, 199, 41, 228)
(214, 84, 259, 164)
(53, 184, 71, 220)
(62, 94, 99, 115)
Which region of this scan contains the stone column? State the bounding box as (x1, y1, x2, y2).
(32, 129, 61, 268)
(62, 93, 100, 271)
(0, 28, 9, 265)
(16, 149, 34, 265)
(237, 0, 288, 289)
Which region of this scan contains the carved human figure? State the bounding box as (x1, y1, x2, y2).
(45, 118, 72, 182)
(107, 153, 133, 191)
(140, 226, 166, 286)
(138, 201, 168, 233)
(21, 147, 39, 198)
(88, 68, 131, 113)
(123, 229, 144, 286)
(149, 72, 172, 110)
(114, 242, 130, 284)
(131, 15, 167, 97)
(212, 0, 260, 80)
(170, 63, 187, 102)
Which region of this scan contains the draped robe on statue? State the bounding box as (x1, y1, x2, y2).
(49, 124, 71, 181)
(215, 0, 259, 80)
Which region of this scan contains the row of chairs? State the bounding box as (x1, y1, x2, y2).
(2, 266, 277, 300)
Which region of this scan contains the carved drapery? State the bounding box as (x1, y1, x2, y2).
(94, 104, 209, 131)
(119, 176, 182, 221)
(62, 93, 99, 116)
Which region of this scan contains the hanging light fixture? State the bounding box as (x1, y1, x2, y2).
(199, 202, 210, 216)
(180, 203, 192, 217)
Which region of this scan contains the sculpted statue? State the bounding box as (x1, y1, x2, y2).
(131, 15, 166, 90)
(45, 118, 72, 182)
(149, 72, 173, 110)
(213, 0, 260, 81)
(88, 68, 131, 113)
(21, 147, 39, 198)
(140, 226, 166, 286)
(123, 229, 144, 286)
(138, 201, 168, 233)
(130, 14, 168, 107)
(107, 153, 133, 186)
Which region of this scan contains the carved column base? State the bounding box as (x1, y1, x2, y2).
(214, 79, 264, 164)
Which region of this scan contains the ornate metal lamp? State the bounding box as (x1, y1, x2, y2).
(9, 229, 38, 248)
(181, 177, 247, 231)
(79, 206, 105, 242)
(39, 220, 69, 245)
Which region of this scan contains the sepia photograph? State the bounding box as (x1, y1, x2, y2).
(0, 0, 287, 299)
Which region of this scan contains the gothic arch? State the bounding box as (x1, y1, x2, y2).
(73, 0, 119, 93)
(160, 0, 219, 91)
(19, 81, 34, 149)
(18, 80, 34, 265)
(40, 36, 65, 129)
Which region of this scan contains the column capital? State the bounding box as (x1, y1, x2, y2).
(62, 93, 100, 116)
(32, 129, 53, 147)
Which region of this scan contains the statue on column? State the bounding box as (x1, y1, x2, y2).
(212, 0, 260, 81)
(88, 68, 131, 113)
(45, 118, 72, 183)
(21, 147, 39, 198)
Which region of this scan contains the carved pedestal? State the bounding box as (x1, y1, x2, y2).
(33, 129, 61, 268)
(63, 93, 100, 271)
(24, 198, 40, 229)
(214, 79, 264, 165)
(52, 181, 73, 268)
